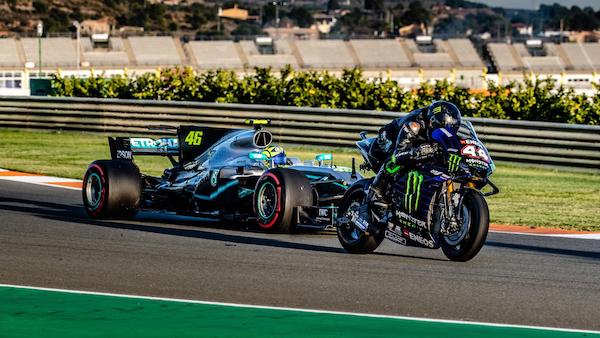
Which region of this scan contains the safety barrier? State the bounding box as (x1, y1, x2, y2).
(0, 96, 598, 171)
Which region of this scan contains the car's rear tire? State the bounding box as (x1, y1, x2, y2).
(254, 168, 314, 233)
(82, 160, 141, 219)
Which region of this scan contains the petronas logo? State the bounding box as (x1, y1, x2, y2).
(405, 171, 423, 213)
(448, 154, 461, 173)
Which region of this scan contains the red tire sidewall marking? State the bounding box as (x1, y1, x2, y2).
(86, 164, 107, 217)
(255, 172, 282, 229)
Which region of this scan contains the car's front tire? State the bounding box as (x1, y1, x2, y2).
(254, 168, 313, 233)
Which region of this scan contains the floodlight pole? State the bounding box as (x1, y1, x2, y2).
(37, 21, 43, 77)
(274, 1, 280, 39)
(73, 21, 80, 72)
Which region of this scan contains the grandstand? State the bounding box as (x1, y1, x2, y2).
(81, 37, 130, 67)
(561, 43, 593, 71)
(21, 38, 78, 67)
(1, 35, 600, 96)
(294, 40, 355, 68)
(486, 41, 600, 74)
(127, 36, 182, 66)
(350, 39, 411, 68)
(582, 43, 600, 70)
(239, 40, 298, 68)
(447, 39, 484, 68)
(0, 39, 21, 68)
(488, 43, 521, 72)
(188, 41, 243, 69)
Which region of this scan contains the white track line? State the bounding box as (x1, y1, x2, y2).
(490, 230, 600, 240)
(1, 283, 598, 334)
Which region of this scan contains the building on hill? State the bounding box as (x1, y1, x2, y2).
(80, 18, 114, 36)
(218, 5, 260, 22)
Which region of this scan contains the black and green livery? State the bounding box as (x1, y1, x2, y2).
(83, 122, 361, 233)
(337, 121, 499, 262)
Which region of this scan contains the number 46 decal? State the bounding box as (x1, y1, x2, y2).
(461, 144, 489, 162)
(184, 131, 203, 145)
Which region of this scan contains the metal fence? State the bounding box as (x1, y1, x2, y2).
(0, 96, 598, 172)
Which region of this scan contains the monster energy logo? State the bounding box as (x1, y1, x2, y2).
(404, 171, 423, 213)
(448, 154, 461, 173)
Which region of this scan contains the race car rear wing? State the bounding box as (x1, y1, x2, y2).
(108, 125, 237, 165)
(109, 136, 179, 160)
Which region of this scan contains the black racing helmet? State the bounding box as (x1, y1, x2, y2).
(426, 101, 462, 134)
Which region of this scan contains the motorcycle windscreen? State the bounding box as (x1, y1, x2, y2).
(431, 127, 461, 153)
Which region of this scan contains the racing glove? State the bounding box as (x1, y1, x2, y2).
(398, 143, 440, 162)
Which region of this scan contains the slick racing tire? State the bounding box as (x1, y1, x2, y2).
(254, 168, 314, 233)
(336, 179, 385, 254)
(441, 189, 489, 262)
(82, 160, 141, 219)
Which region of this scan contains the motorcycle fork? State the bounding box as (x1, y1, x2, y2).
(441, 180, 462, 234)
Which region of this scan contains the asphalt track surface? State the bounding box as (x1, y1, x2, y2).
(1, 179, 599, 331)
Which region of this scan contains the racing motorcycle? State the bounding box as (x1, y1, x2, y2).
(337, 121, 499, 261)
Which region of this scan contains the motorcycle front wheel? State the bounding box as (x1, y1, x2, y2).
(441, 189, 489, 262)
(337, 180, 385, 254)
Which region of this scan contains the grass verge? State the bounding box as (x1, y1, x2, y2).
(0, 128, 598, 231)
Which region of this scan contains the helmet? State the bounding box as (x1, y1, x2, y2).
(426, 101, 462, 134)
(262, 145, 287, 165)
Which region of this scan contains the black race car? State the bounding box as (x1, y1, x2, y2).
(82, 121, 361, 233)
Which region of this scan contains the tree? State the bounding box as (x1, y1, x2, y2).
(232, 22, 264, 36)
(403, 1, 431, 26)
(327, 0, 339, 13)
(288, 7, 314, 28)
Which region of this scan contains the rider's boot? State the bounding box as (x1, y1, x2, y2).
(355, 161, 398, 233)
(369, 158, 401, 206)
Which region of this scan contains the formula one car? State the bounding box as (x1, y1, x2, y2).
(82, 121, 361, 233)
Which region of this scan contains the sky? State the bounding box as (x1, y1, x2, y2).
(469, 0, 600, 10)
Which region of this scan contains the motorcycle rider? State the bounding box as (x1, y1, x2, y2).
(368, 100, 463, 206)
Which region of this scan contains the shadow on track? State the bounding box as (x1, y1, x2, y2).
(2, 196, 598, 261)
(0, 197, 345, 254)
(485, 241, 600, 261)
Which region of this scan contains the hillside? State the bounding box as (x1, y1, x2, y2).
(0, 0, 217, 35)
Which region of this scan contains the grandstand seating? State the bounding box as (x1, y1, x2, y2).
(560, 43, 593, 70)
(274, 39, 293, 54)
(513, 44, 530, 58)
(5, 35, 599, 92)
(412, 52, 454, 68)
(582, 43, 600, 70)
(128, 36, 181, 66)
(81, 37, 130, 66)
(488, 43, 520, 72)
(349, 39, 411, 68)
(21, 38, 77, 67)
(188, 41, 243, 69)
(402, 39, 420, 54)
(521, 56, 564, 72)
(294, 40, 355, 68)
(447, 39, 483, 67)
(239, 40, 298, 68)
(0, 39, 21, 67)
(488, 42, 574, 72)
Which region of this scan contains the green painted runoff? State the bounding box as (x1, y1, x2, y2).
(0, 286, 597, 338)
